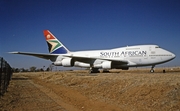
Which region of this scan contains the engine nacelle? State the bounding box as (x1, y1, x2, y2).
(101, 61, 112, 69)
(74, 62, 90, 68)
(53, 61, 62, 66)
(62, 58, 74, 67)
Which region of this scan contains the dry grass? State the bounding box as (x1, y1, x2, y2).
(1, 67, 180, 111)
(33, 67, 180, 110)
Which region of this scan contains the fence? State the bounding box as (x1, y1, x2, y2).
(0, 57, 13, 96)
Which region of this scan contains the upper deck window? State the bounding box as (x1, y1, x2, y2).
(126, 48, 140, 50)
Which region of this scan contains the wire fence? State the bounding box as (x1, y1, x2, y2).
(0, 57, 13, 97)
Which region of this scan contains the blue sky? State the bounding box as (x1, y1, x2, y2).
(1, 0, 180, 70)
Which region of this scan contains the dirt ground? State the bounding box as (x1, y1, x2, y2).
(1, 67, 180, 111)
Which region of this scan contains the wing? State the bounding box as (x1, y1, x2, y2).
(9, 52, 59, 61)
(64, 54, 128, 64)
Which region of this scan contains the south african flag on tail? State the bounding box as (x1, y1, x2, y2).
(43, 30, 70, 54)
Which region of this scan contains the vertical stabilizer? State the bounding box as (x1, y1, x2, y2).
(43, 30, 70, 54)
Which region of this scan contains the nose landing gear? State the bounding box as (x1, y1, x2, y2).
(150, 65, 155, 73)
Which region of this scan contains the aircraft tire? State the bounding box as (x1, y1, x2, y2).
(102, 70, 110, 73)
(89, 68, 100, 73)
(150, 69, 154, 73)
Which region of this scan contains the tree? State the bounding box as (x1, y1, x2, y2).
(40, 68, 44, 72)
(29, 66, 36, 72)
(46, 67, 50, 71)
(15, 68, 20, 72)
(49, 64, 54, 71)
(20, 68, 28, 72)
(12, 68, 19, 72)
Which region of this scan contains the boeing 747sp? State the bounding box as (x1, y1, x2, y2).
(10, 30, 176, 73)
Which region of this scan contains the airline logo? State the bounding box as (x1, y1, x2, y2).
(44, 30, 68, 54)
(100, 51, 147, 58)
(46, 34, 62, 53)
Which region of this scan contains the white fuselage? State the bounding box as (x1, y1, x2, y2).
(54, 45, 175, 69)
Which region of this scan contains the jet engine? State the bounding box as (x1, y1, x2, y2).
(53, 58, 74, 67)
(61, 58, 74, 67)
(101, 61, 112, 69)
(53, 61, 62, 66)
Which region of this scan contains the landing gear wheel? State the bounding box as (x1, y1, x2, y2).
(150, 69, 154, 73)
(89, 68, 100, 73)
(102, 69, 110, 73)
(150, 65, 155, 73)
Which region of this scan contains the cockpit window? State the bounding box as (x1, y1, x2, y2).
(155, 46, 160, 48)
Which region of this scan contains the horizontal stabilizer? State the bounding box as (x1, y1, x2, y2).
(9, 52, 59, 61)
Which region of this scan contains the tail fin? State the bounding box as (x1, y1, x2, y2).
(43, 30, 70, 54)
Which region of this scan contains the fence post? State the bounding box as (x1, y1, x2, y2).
(3, 61, 7, 94)
(0, 57, 3, 96)
(0, 57, 13, 97)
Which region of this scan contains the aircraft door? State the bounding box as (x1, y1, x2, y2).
(149, 46, 155, 54)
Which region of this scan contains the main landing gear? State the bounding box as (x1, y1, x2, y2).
(150, 65, 155, 73)
(89, 67, 110, 73)
(89, 67, 100, 73)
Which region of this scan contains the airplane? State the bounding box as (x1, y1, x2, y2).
(10, 30, 176, 73)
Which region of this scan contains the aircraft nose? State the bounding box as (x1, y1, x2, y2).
(171, 53, 176, 59)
